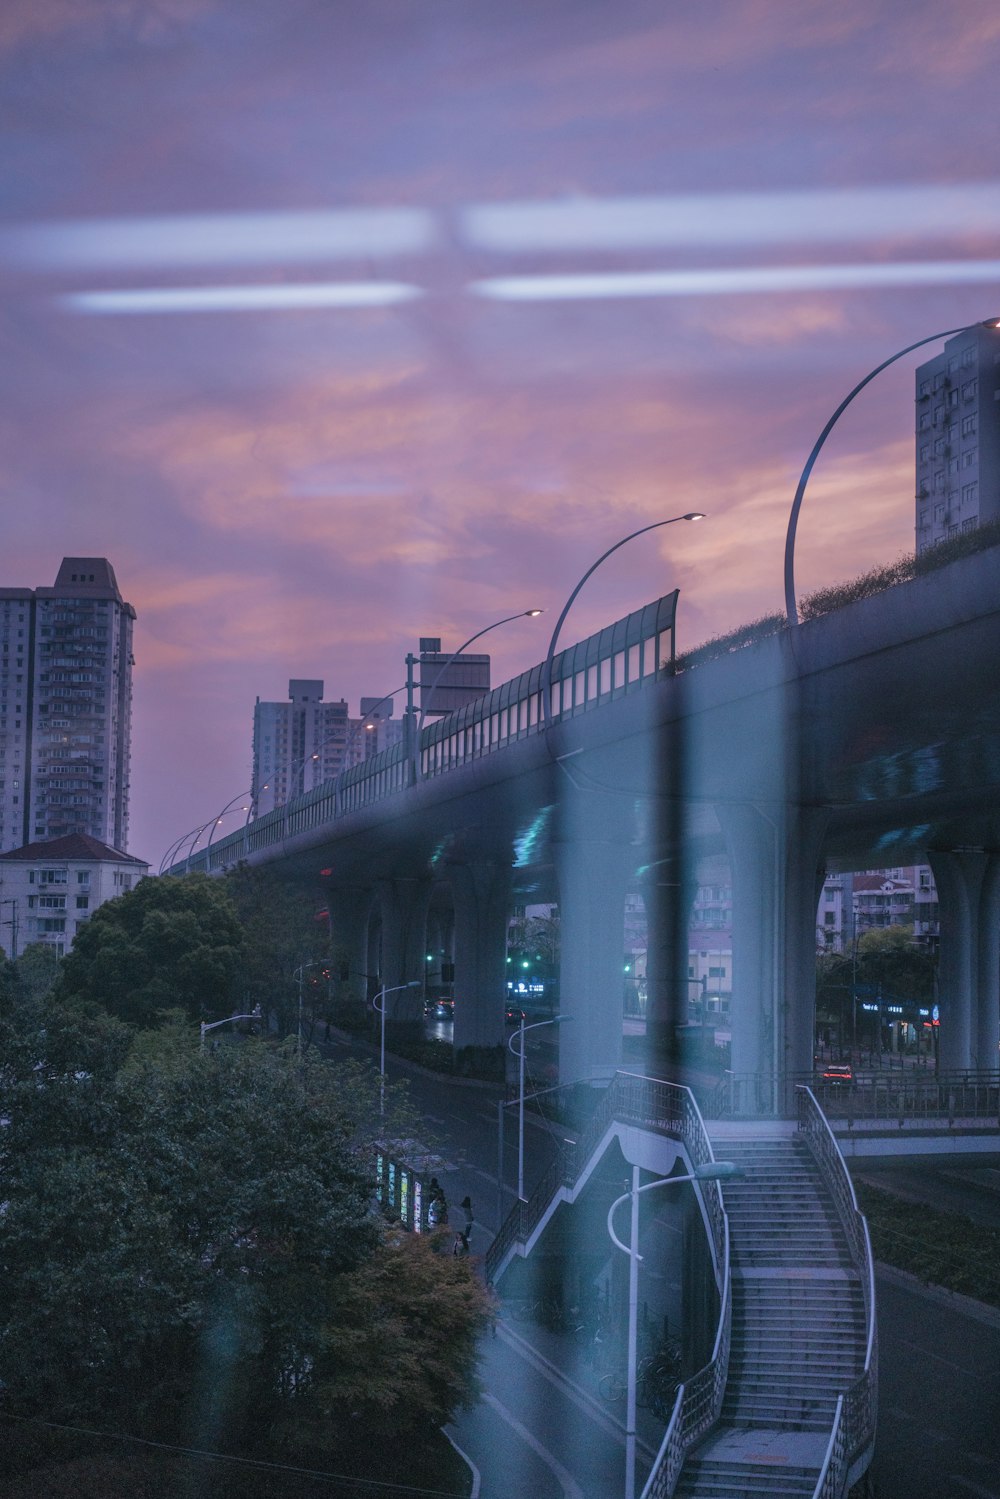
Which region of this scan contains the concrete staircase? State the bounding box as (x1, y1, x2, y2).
(672, 1135, 866, 1499)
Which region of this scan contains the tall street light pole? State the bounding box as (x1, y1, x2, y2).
(508, 1014, 572, 1201)
(294, 957, 338, 1060)
(539, 513, 705, 727)
(414, 609, 543, 779)
(373, 980, 421, 1115)
(607, 1161, 744, 1499)
(783, 316, 1000, 626)
(200, 1009, 261, 1050)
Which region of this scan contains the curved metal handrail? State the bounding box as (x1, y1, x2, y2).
(486, 1070, 733, 1499)
(797, 1086, 878, 1498)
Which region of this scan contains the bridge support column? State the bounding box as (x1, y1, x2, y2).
(375, 877, 432, 1024)
(554, 838, 632, 1084)
(719, 803, 827, 1112)
(448, 861, 512, 1050)
(642, 872, 696, 1063)
(325, 887, 374, 1005)
(928, 850, 1000, 1070)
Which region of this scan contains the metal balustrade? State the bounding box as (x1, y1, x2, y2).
(711, 1068, 1000, 1125)
(797, 1086, 878, 1499)
(166, 591, 680, 875)
(481, 1071, 734, 1499)
(486, 1070, 726, 1286)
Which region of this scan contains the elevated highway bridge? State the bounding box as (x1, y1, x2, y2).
(173, 542, 1000, 1100)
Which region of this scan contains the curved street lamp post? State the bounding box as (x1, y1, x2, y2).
(540, 513, 705, 728)
(373, 981, 422, 1116)
(607, 1161, 744, 1499)
(784, 317, 1000, 626)
(414, 609, 542, 778)
(508, 1014, 572, 1202)
(200, 1009, 262, 1050)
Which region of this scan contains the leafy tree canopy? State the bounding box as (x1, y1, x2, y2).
(224, 864, 344, 1042)
(0, 994, 488, 1474)
(56, 872, 245, 1027)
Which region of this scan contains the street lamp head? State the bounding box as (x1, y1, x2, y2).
(981, 317, 1000, 328)
(525, 608, 544, 617)
(682, 511, 706, 521)
(693, 1161, 744, 1180)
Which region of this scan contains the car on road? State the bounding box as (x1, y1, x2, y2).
(818, 1062, 853, 1087)
(433, 998, 454, 1020)
(505, 1005, 526, 1025)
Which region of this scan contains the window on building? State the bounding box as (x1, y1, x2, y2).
(962, 413, 977, 436)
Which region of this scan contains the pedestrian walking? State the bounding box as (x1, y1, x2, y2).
(452, 1229, 470, 1258)
(459, 1195, 474, 1231)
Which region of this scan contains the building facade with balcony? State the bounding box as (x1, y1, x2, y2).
(0, 831, 148, 959)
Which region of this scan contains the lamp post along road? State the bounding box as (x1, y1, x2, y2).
(414, 609, 542, 780)
(200, 1009, 261, 1050)
(508, 1014, 572, 1201)
(540, 512, 705, 727)
(294, 958, 338, 1060)
(373, 981, 421, 1116)
(607, 1160, 744, 1499)
(783, 316, 1000, 625)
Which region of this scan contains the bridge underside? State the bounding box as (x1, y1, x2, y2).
(189, 547, 1000, 1108)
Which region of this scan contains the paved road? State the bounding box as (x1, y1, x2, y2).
(871, 1269, 1000, 1499)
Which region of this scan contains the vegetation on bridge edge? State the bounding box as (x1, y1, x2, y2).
(674, 518, 1000, 672)
(855, 1180, 1000, 1309)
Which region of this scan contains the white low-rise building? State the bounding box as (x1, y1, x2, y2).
(0, 832, 148, 959)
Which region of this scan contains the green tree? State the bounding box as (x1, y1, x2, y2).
(56, 872, 245, 1027)
(224, 864, 343, 1041)
(287, 1226, 494, 1455)
(856, 924, 935, 1003)
(13, 941, 63, 1002)
(0, 994, 482, 1473)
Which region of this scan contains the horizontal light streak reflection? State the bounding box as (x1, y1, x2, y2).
(461, 183, 1000, 252)
(1, 207, 437, 270)
(60, 282, 424, 313)
(470, 260, 1000, 302)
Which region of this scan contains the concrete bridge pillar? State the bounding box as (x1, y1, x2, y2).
(718, 803, 827, 1110)
(447, 861, 512, 1050)
(554, 837, 633, 1084)
(325, 886, 374, 1005)
(641, 872, 697, 1060)
(928, 850, 1000, 1070)
(374, 877, 432, 1023)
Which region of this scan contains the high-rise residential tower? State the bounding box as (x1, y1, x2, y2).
(0, 558, 135, 854)
(915, 321, 1000, 552)
(251, 680, 351, 816)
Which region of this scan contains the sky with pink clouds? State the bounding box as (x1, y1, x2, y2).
(2, 0, 1000, 867)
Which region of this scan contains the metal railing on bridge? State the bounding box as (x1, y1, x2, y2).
(707, 1069, 1000, 1126)
(169, 591, 680, 875)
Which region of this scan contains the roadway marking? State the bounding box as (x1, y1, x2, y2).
(443, 1428, 481, 1498)
(496, 1323, 656, 1456)
(482, 1393, 585, 1499)
(896, 1338, 982, 1380)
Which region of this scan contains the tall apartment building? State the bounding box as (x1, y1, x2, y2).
(251, 680, 351, 816)
(348, 697, 405, 763)
(0, 558, 135, 855)
(251, 681, 410, 815)
(915, 321, 1000, 552)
